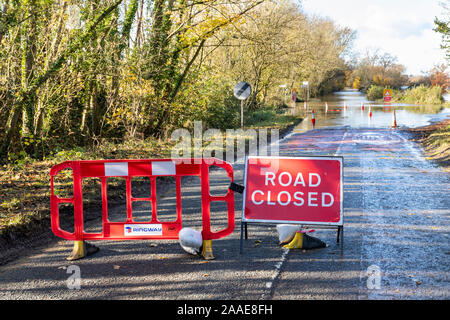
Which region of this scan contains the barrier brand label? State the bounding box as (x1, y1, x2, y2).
(124, 224, 163, 236)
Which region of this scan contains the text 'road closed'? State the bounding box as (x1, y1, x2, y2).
(250, 171, 335, 207)
(243, 157, 343, 225)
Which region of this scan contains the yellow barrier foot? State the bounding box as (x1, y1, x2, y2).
(66, 241, 99, 261)
(201, 240, 215, 260)
(283, 232, 327, 250)
(283, 232, 303, 249)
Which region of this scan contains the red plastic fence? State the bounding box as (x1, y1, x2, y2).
(50, 158, 235, 241)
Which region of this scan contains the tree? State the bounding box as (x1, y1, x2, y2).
(0, 0, 124, 159)
(205, 0, 354, 107)
(347, 49, 408, 91)
(0, 0, 357, 163)
(434, 0, 450, 61)
(429, 64, 449, 90)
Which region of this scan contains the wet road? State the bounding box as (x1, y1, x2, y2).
(271, 127, 449, 299)
(0, 90, 449, 300)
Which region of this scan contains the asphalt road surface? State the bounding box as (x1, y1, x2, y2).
(0, 91, 449, 300)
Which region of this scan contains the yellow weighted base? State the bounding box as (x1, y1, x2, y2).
(67, 241, 85, 261)
(283, 232, 303, 249)
(201, 240, 215, 260)
(66, 241, 99, 261)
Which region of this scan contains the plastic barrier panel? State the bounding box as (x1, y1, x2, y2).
(50, 158, 235, 242)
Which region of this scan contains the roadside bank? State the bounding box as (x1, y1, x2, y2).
(407, 118, 450, 172)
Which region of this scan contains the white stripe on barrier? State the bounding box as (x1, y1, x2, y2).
(152, 161, 176, 175)
(105, 162, 129, 176)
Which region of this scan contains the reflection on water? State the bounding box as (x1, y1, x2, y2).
(290, 89, 449, 132)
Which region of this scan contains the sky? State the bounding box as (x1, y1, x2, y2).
(301, 0, 448, 75)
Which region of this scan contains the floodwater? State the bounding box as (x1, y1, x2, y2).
(290, 89, 449, 132)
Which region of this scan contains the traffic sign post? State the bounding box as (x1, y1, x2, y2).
(291, 88, 297, 110)
(240, 156, 344, 253)
(291, 88, 297, 102)
(241, 100, 244, 128)
(234, 82, 252, 129)
(302, 81, 310, 101)
(383, 89, 392, 102)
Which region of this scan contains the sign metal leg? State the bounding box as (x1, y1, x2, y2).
(337, 226, 344, 249)
(337, 226, 341, 243)
(240, 221, 244, 254)
(244, 222, 248, 240)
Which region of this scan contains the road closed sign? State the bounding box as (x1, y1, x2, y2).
(242, 156, 343, 226)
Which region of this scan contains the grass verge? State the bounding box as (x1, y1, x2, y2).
(366, 84, 448, 106)
(407, 118, 450, 172)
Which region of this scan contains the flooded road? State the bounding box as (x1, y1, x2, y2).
(290, 89, 449, 132)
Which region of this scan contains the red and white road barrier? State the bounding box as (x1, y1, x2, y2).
(50, 158, 236, 260)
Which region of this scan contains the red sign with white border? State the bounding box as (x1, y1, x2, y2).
(242, 156, 343, 226)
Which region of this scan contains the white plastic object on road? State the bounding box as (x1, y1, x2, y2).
(276, 224, 302, 245)
(179, 228, 203, 255)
